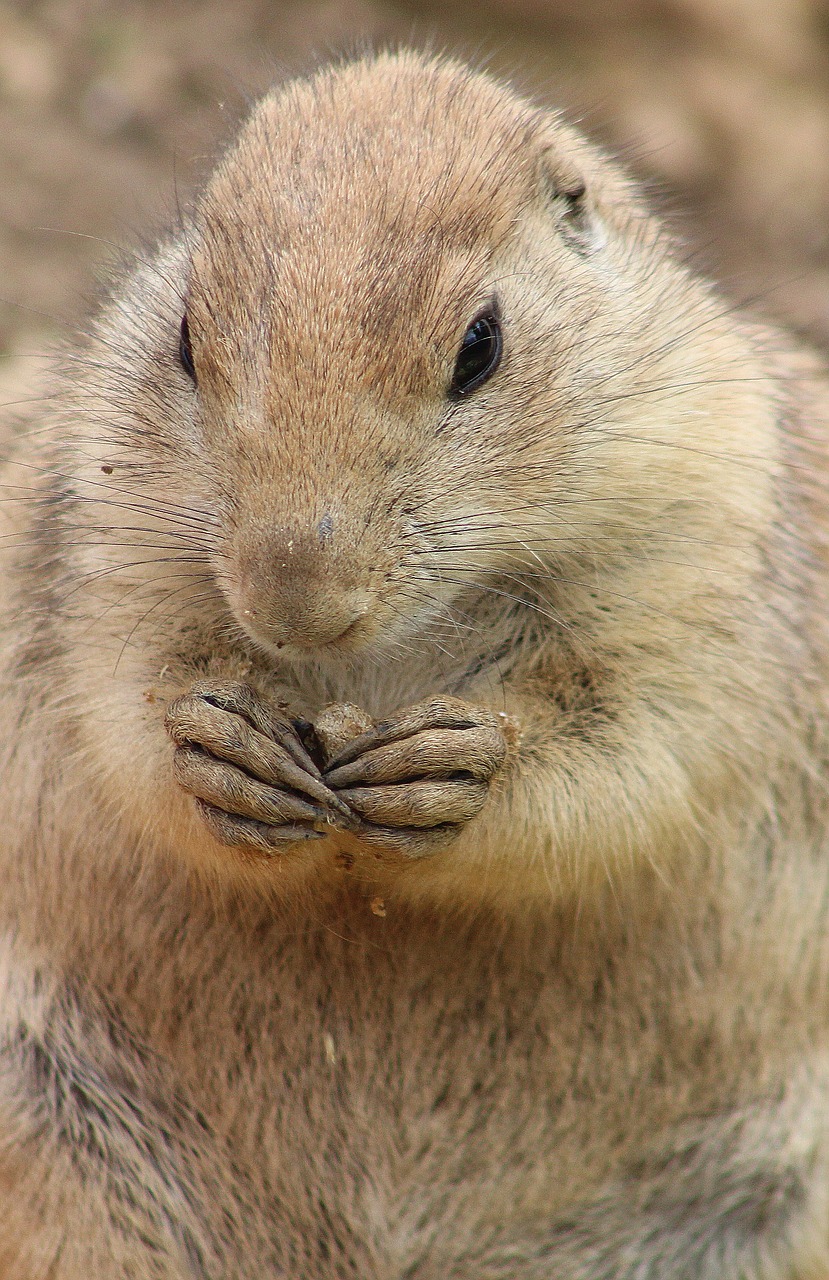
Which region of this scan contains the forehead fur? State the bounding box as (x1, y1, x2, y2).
(201, 51, 540, 254)
(189, 55, 550, 368)
(186, 52, 595, 406)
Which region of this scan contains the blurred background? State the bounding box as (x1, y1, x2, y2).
(2, 0, 829, 402)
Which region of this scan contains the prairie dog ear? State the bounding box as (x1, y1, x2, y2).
(536, 143, 603, 255)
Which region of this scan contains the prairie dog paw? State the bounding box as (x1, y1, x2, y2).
(321, 696, 509, 859)
(164, 680, 355, 856)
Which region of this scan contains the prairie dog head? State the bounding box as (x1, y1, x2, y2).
(71, 51, 777, 679)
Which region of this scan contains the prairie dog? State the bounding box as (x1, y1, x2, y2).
(2, 47, 829, 1278)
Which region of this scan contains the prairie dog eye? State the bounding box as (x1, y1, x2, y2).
(179, 315, 196, 384)
(449, 311, 502, 398)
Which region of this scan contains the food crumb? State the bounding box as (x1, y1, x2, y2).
(369, 896, 387, 917)
(315, 702, 374, 764)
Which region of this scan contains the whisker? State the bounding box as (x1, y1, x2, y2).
(56, 557, 213, 607)
(80, 572, 217, 639)
(112, 580, 222, 674)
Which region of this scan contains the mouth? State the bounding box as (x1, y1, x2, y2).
(234, 602, 392, 667)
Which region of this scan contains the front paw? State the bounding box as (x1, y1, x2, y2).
(321, 697, 509, 858)
(164, 680, 355, 856)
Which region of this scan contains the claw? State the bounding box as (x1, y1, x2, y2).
(324, 727, 504, 788)
(324, 699, 480, 772)
(190, 681, 323, 778)
(196, 801, 327, 855)
(166, 691, 354, 819)
(337, 779, 487, 828)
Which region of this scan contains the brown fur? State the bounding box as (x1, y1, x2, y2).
(2, 48, 829, 1277)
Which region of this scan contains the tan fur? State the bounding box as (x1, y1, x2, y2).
(1, 48, 829, 1277)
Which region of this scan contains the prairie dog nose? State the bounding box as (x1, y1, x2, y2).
(234, 517, 376, 649)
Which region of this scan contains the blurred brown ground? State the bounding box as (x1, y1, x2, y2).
(2, 0, 829, 402)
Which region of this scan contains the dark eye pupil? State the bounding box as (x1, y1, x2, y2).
(179, 315, 196, 383)
(450, 313, 502, 397)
